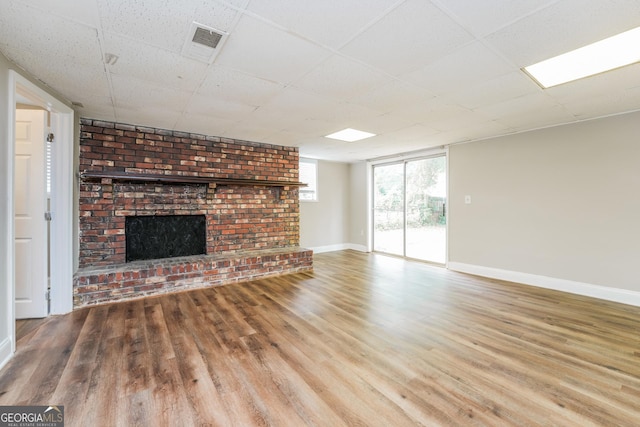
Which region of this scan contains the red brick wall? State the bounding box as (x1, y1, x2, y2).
(78, 118, 301, 268)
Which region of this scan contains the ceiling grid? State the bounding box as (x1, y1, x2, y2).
(1, 0, 639, 161)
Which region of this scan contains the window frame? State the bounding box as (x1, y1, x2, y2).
(299, 157, 318, 202)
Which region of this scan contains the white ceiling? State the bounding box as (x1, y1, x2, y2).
(2, 0, 640, 162)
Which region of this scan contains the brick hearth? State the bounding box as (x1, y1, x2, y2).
(74, 248, 312, 306)
(74, 118, 312, 307)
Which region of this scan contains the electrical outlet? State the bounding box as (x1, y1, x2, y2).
(464, 195, 471, 204)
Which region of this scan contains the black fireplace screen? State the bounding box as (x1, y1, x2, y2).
(125, 215, 206, 262)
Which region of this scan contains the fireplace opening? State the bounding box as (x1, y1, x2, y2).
(125, 215, 206, 262)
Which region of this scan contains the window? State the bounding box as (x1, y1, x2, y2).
(299, 158, 318, 201)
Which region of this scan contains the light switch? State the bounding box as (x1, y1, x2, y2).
(464, 195, 471, 204)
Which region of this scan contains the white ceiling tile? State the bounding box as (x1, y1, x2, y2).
(249, 99, 384, 138)
(185, 93, 256, 120)
(393, 96, 466, 124)
(0, 2, 103, 67)
(473, 92, 576, 129)
(217, 0, 251, 9)
(445, 72, 539, 110)
(14, 0, 100, 27)
(475, 92, 555, 117)
(352, 134, 445, 159)
(197, 66, 285, 106)
(341, 0, 472, 75)
(111, 76, 192, 114)
(246, 0, 400, 48)
(560, 85, 640, 120)
(295, 138, 359, 160)
(350, 80, 434, 113)
(392, 139, 444, 153)
(215, 15, 332, 84)
(45, 66, 111, 102)
(262, 130, 313, 148)
(323, 102, 387, 127)
(219, 122, 276, 142)
(433, 119, 513, 144)
(96, 0, 201, 52)
(485, 0, 640, 66)
(0, 46, 110, 102)
(420, 108, 496, 133)
(238, 107, 305, 132)
(115, 105, 184, 130)
(192, 1, 242, 32)
(339, 138, 400, 157)
(495, 105, 577, 131)
(274, 118, 336, 136)
(174, 113, 238, 137)
(293, 55, 393, 101)
(349, 113, 416, 135)
(420, 104, 476, 127)
(76, 101, 117, 123)
(374, 124, 441, 144)
(71, 95, 113, 110)
(104, 33, 209, 92)
(256, 87, 344, 122)
(432, 0, 559, 37)
(402, 41, 516, 95)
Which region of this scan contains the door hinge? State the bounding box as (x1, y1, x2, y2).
(44, 211, 52, 221)
(45, 290, 51, 302)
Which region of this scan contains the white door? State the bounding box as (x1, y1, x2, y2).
(14, 109, 48, 319)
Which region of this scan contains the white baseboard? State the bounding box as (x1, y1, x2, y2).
(309, 243, 369, 254)
(448, 262, 640, 308)
(346, 244, 368, 252)
(0, 336, 13, 371)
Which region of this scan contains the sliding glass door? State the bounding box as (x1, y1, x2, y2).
(372, 163, 404, 256)
(373, 155, 446, 263)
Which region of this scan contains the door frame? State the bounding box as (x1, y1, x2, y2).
(5, 71, 74, 353)
(369, 147, 449, 264)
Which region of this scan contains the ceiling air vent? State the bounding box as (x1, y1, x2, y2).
(193, 26, 223, 49)
(182, 22, 229, 64)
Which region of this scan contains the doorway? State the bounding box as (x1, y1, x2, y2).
(373, 155, 447, 264)
(5, 70, 74, 356)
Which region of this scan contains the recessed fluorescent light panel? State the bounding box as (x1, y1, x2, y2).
(325, 128, 376, 142)
(524, 26, 640, 88)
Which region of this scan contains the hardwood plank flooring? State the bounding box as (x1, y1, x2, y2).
(15, 317, 49, 346)
(2, 250, 640, 426)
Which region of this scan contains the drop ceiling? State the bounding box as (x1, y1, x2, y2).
(2, 0, 640, 162)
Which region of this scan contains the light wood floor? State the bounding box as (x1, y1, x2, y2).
(2, 251, 640, 426)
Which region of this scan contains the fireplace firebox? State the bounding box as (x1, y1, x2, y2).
(125, 215, 206, 262)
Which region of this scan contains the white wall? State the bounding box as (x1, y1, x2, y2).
(0, 52, 13, 368)
(300, 160, 351, 252)
(348, 161, 368, 250)
(449, 110, 640, 295)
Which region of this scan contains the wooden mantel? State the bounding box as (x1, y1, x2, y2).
(79, 170, 306, 199)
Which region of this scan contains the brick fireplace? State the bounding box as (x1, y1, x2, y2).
(73, 119, 312, 307)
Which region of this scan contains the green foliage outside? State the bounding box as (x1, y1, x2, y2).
(374, 157, 446, 231)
